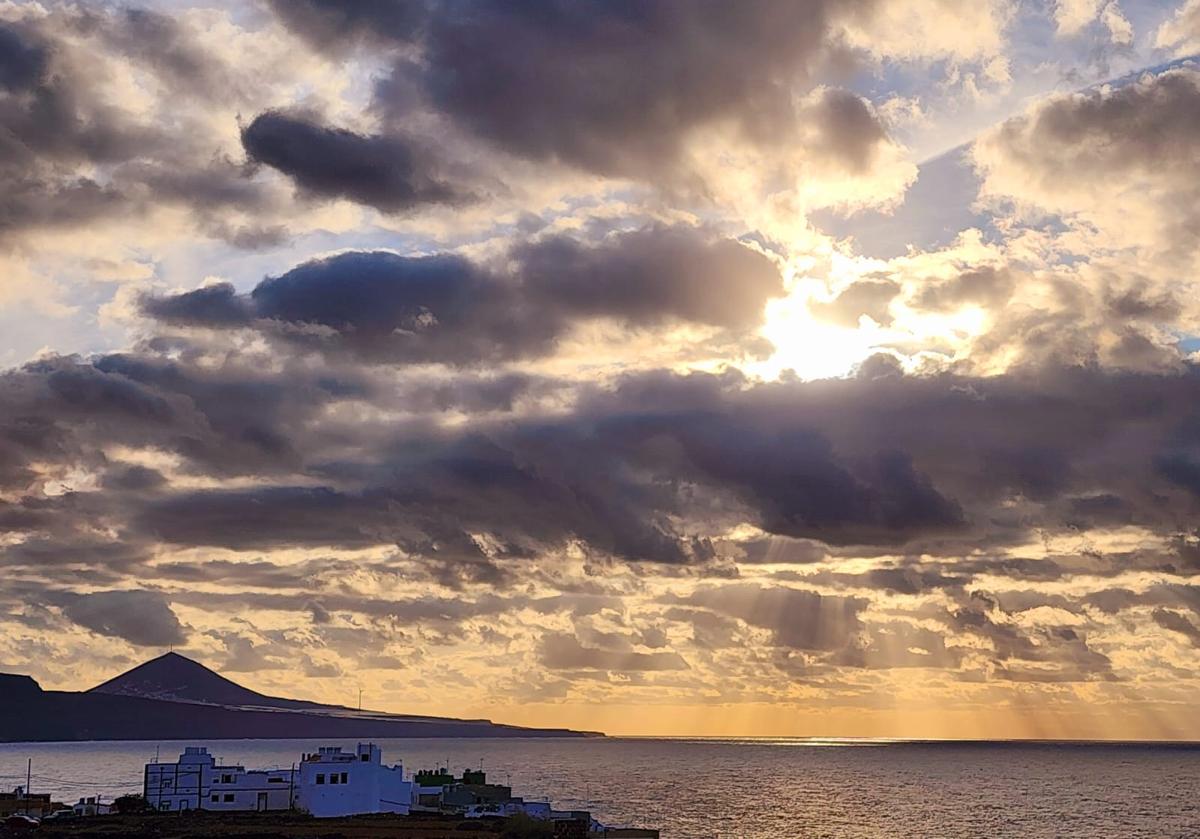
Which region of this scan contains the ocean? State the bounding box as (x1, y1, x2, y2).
(1, 737, 1198, 838)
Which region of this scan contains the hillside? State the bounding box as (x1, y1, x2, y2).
(0, 654, 598, 742)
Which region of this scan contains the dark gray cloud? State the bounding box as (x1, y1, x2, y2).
(263, 1, 888, 184)
(8, 341, 1200, 691)
(810, 279, 899, 327)
(413, 1, 837, 177)
(266, 0, 428, 52)
(1152, 608, 1200, 646)
(0, 22, 48, 92)
(0, 10, 285, 247)
(135, 486, 395, 550)
(987, 68, 1200, 179)
(0, 19, 150, 236)
(88, 7, 228, 102)
(13, 348, 1200, 582)
(540, 632, 688, 671)
(809, 87, 889, 173)
(141, 226, 783, 363)
(59, 590, 187, 647)
(514, 227, 784, 331)
(241, 111, 470, 212)
(140, 283, 254, 328)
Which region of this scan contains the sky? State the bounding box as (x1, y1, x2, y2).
(2, 0, 1200, 740)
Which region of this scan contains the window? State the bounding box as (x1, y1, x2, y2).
(316, 774, 325, 785)
(330, 774, 339, 784)
(340, 773, 348, 784)
(361, 754, 368, 762)
(221, 774, 232, 784)
(223, 794, 234, 802)
(211, 795, 219, 803)
(160, 802, 170, 811)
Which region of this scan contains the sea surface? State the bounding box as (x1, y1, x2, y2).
(1, 737, 1198, 838)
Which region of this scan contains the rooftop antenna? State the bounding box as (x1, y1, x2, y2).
(358, 687, 363, 711)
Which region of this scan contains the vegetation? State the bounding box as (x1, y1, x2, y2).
(499, 814, 554, 838)
(112, 794, 150, 814)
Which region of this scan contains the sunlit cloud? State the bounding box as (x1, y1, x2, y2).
(0, 0, 1198, 740)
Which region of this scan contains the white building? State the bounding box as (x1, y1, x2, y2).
(144, 747, 294, 812)
(294, 744, 412, 817)
(72, 797, 113, 817)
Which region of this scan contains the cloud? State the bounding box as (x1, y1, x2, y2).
(140, 283, 254, 327)
(264, 0, 428, 52)
(135, 486, 394, 550)
(1152, 608, 1200, 646)
(974, 67, 1200, 257)
(0, 7, 296, 250)
(6, 344, 1200, 717)
(1155, 0, 1200, 55)
(1054, 0, 1107, 36)
(259, 0, 908, 206)
(241, 111, 471, 212)
(540, 632, 689, 671)
(0, 21, 47, 92)
(409, 1, 842, 179)
(912, 266, 1015, 313)
(1052, 0, 1131, 43)
(836, 0, 1013, 61)
(963, 68, 1200, 373)
(7, 0, 1200, 730)
(512, 226, 784, 331)
(59, 590, 187, 647)
(810, 279, 900, 327)
(141, 226, 784, 364)
(675, 583, 866, 650)
(16, 354, 1200, 568)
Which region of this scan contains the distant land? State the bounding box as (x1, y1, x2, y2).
(0, 652, 598, 742)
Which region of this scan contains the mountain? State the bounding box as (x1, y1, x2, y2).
(88, 652, 489, 722)
(0, 653, 598, 742)
(89, 652, 324, 710)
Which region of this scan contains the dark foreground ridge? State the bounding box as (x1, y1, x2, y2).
(1, 810, 656, 838)
(0, 653, 599, 742)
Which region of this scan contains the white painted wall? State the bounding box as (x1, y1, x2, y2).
(144, 747, 294, 812)
(294, 744, 413, 817)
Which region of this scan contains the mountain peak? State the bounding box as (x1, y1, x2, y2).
(89, 651, 276, 708)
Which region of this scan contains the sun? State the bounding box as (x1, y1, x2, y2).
(752, 280, 887, 381)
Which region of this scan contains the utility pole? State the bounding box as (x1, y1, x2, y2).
(358, 688, 362, 711)
(24, 758, 30, 816)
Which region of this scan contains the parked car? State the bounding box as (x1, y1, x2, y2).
(42, 809, 77, 822)
(4, 813, 40, 831)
